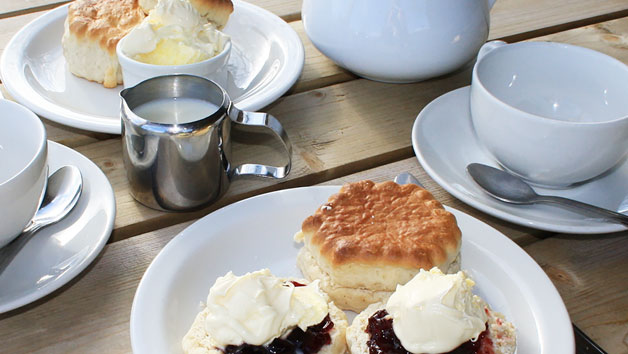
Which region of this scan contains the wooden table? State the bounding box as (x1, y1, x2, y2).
(1, 0, 627, 353)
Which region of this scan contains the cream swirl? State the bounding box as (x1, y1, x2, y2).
(385, 267, 488, 353)
(204, 269, 329, 347)
(121, 0, 228, 65)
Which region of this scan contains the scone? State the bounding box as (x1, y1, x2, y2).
(294, 180, 461, 312)
(346, 268, 517, 354)
(138, 0, 233, 28)
(182, 269, 348, 354)
(62, 0, 145, 88)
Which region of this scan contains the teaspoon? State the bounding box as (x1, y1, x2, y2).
(0, 165, 83, 275)
(467, 163, 628, 226)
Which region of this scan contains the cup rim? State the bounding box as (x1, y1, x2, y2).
(120, 74, 230, 132)
(472, 41, 628, 126)
(0, 99, 47, 188)
(116, 35, 232, 71)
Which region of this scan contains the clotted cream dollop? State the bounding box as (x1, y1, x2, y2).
(385, 267, 488, 353)
(204, 269, 329, 347)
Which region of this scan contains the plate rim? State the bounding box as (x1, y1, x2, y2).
(129, 185, 574, 354)
(412, 86, 627, 234)
(0, 141, 115, 313)
(0, 0, 304, 134)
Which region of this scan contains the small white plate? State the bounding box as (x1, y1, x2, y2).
(130, 186, 573, 354)
(412, 86, 628, 234)
(0, 0, 304, 134)
(0, 141, 115, 313)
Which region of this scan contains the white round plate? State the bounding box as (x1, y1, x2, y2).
(130, 186, 573, 354)
(0, 141, 115, 313)
(413, 86, 628, 234)
(0, 0, 303, 134)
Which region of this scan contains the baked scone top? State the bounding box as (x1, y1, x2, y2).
(302, 180, 461, 268)
(67, 0, 146, 55)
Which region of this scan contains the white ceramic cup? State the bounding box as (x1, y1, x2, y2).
(470, 41, 628, 187)
(116, 37, 232, 88)
(302, 0, 496, 83)
(0, 100, 48, 248)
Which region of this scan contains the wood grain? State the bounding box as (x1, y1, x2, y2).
(531, 17, 628, 63)
(524, 233, 628, 353)
(75, 69, 470, 241)
(1, 157, 625, 353)
(5, 0, 628, 40)
(0, 159, 541, 353)
(0, 222, 192, 353)
(0, 0, 302, 20)
(489, 0, 628, 41)
(21, 16, 628, 241)
(0, 2, 627, 352)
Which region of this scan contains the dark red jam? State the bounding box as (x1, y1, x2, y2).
(222, 314, 334, 354)
(366, 310, 494, 354)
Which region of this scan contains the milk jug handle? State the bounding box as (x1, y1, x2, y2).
(228, 105, 293, 179)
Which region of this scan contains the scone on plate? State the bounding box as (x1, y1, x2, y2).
(62, 0, 145, 88)
(138, 0, 233, 28)
(294, 180, 462, 312)
(346, 268, 517, 354)
(182, 269, 348, 354)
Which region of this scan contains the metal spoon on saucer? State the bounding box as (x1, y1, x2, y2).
(467, 163, 628, 226)
(0, 165, 83, 275)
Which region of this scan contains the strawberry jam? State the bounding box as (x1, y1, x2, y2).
(366, 310, 494, 354)
(222, 315, 334, 354)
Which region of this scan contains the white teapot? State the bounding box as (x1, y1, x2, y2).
(302, 0, 496, 83)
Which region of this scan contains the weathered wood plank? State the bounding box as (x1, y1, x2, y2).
(77, 69, 471, 241)
(5, 16, 628, 241)
(489, 0, 628, 41)
(4, 158, 625, 353)
(0, 0, 69, 20)
(530, 16, 628, 63)
(0, 0, 302, 20)
(524, 233, 628, 353)
(0, 157, 544, 353)
(0, 11, 349, 93)
(0, 221, 192, 353)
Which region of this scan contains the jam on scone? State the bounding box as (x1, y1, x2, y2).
(346, 268, 517, 354)
(182, 269, 348, 354)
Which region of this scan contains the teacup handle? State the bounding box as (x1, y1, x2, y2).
(477, 40, 507, 62)
(228, 106, 293, 179)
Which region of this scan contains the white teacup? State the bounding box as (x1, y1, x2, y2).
(116, 36, 232, 89)
(302, 0, 496, 83)
(0, 100, 47, 248)
(470, 41, 628, 187)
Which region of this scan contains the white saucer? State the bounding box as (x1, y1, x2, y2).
(0, 141, 115, 313)
(0, 0, 304, 134)
(412, 86, 628, 234)
(130, 186, 573, 354)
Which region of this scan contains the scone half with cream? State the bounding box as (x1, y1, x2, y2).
(295, 180, 462, 312)
(182, 269, 348, 354)
(62, 0, 145, 88)
(346, 268, 517, 354)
